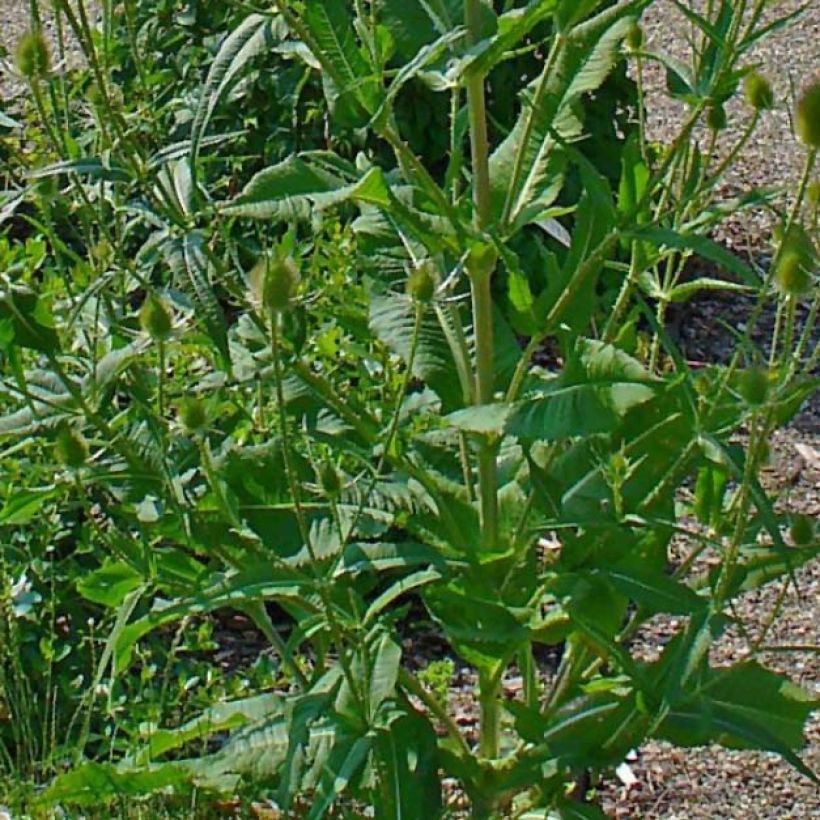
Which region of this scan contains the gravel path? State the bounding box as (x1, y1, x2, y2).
(0, 2, 817, 817)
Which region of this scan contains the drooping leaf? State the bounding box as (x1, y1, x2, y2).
(302, 0, 381, 125)
(656, 662, 819, 782)
(369, 291, 461, 409)
(223, 155, 390, 220)
(491, 1, 648, 231)
(190, 13, 280, 167)
(163, 230, 230, 367)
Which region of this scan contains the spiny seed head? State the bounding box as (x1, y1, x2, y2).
(55, 425, 88, 469)
(796, 80, 820, 149)
(775, 251, 812, 296)
(178, 397, 208, 434)
(789, 513, 815, 546)
(738, 367, 770, 405)
(707, 103, 727, 131)
(626, 24, 644, 52)
(139, 295, 173, 341)
(744, 72, 774, 111)
(317, 462, 342, 496)
(15, 30, 50, 79)
(406, 262, 437, 303)
(249, 254, 300, 315)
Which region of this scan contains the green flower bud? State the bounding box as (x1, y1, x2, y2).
(178, 397, 208, 434)
(249, 254, 300, 315)
(55, 425, 88, 469)
(744, 72, 774, 111)
(796, 80, 820, 149)
(317, 462, 342, 496)
(626, 24, 644, 52)
(774, 251, 812, 297)
(406, 262, 437, 303)
(139, 295, 173, 341)
(707, 103, 727, 131)
(465, 241, 498, 280)
(15, 31, 50, 79)
(738, 367, 769, 405)
(789, 513, 815, 546)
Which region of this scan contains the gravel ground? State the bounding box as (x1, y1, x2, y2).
(605, 2, 820, 817)
(1, 2, 818, 817)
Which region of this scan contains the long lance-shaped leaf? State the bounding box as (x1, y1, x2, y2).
(222, 156, 391, 220)
(302, 0, 380, 120)
(450, 0, 560, 81)
(114, 566, 313, 672)
(492, 0, 649, 233)
(163, 231, 230, 367)
(190, 13, 278, 170)
(307, 733, 373, 820)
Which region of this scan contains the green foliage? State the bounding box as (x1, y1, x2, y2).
(1, 0, 817, 816)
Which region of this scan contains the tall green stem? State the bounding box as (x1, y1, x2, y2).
(465, 0, 500, 778)
(464, 0, 499, 554)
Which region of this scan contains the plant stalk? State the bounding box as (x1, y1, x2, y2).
(465, 0, 501, 779)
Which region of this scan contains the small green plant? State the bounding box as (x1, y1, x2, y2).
(1, 0, 818, 817)
(418, 659, 456, 707)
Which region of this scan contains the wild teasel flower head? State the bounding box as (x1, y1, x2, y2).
(406, 261, 437, 304)
(178, 396, 208, 435)
(317, 461, 342, 497)
(774, 250, 812, 297)
(55, 425, 89, 469)
(249, 253, 300, 316)
(139, 294, 174, 341)
(707, 103, 728, 131)
(15, 30, 50, 79)
(789, 513, 815, 546)
(743, 72, 774, 111)
(795, 79, 820, 149)
(625, 24, 644, 52)
(738, 366, 770, 406)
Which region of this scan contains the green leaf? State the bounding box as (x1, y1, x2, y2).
(368, 632, 402, 715)
(134, 693, 282, 765)
(43, 762, 188, 806)
(381, 0, 464, 59)
(492, 1, 647, 231)
(598, 566, 705, 615)
(0, 287, 60, 353)
(369, 291, 461, 409)
(627, 227, 761, 286)
(657, 662, 819, 783)
(0, 111, 22, 129)
(190, 14, 279, 168)
(26, 158, 131, 184)
(164, 231, 230, 367)
(336, 541, 448, 576)
(302, 0, 380, 124)
(77, 561, 144, 608)
(453, 0, 560, 80)
(114, 564, 311, 672)
(307, 732, 372, 820)
(223, 156, 390, 220)
(552, 795, 610, 819)
(373, 707, 442, 817)
(0, 487, 56, 526)
(508, 341, 656, 440)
